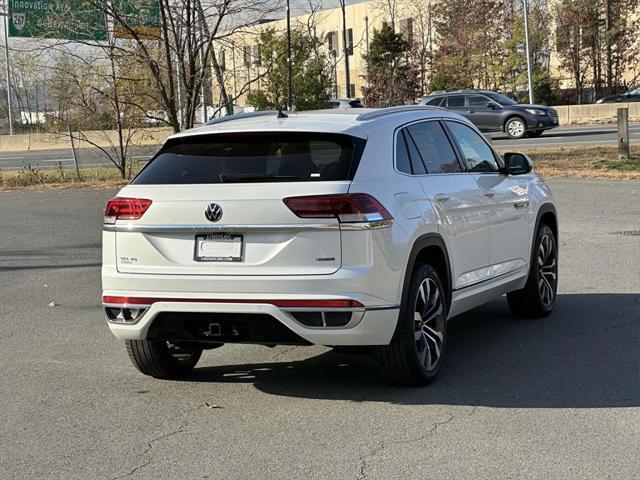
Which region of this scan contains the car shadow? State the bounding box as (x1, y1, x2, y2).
(188, 294, 639, 409)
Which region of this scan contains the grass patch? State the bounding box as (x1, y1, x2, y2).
(494, 144, 640, 179)
(0, 165, 141, 191)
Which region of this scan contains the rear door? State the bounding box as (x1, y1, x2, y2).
(444, 95, 477, 128)
(113, 132, 365, 276)
(397, 120, 491, 290)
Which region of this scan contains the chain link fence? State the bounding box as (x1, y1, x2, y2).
(0, 124, 168, 178)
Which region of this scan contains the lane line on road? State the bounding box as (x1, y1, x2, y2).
(495, 139, 640, 147)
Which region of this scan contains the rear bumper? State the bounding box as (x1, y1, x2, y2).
(102, 265, 400, 346)
(104, 297, 398, 346)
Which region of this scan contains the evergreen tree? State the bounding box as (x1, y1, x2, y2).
(247, 28, 332, 111)
(362, 25, 419, 107)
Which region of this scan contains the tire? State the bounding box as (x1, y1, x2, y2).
(526, 130, 543, 138)
(505, 117, 527, 139)
(507, 224, 558, 318)
(126, 340, 202, 379)
(377, 264, 447, 386)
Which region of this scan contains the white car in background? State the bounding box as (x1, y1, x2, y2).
(102, 106, 558, 386)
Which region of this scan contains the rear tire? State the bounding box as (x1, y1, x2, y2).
(377, 264, 447, 386)
(126, 340, 202, 379)
(507, 224, 558, 318)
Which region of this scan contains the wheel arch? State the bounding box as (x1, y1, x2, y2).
(532, 203, 558, 263)
(400, 234, 453, 318)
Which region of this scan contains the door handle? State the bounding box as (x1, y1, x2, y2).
(513, 200, 529, 209)
(434, 193, 451, 202)
(483, 191, 496, 198)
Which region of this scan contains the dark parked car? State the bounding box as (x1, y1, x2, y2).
(420, 90, 559, 139)
(595, 86, 640, 104)
(322, 98, 364, 109)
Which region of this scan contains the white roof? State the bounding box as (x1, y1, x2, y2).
(168, 106, 460, 141)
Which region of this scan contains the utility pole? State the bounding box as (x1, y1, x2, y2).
(523, 0, 534, 105)
(3, 3, 14, 135)
(364, 16, 369, 54)
(340, 0, 350, 98)
(604, 0, 613, 95)
(198, 8, 209, 123)
(286, 0, 293, 110)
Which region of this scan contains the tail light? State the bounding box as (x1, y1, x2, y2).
(283, 193, 392, 223)
(104, 197, 152, 224)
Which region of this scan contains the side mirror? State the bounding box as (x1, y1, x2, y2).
(487, 102, 500, 110)
(503, 152, 533, 175)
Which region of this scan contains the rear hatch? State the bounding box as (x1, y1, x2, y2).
(110, 131, 366, 276)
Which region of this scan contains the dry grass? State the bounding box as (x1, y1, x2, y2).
(495, 144, 640, 179)
(0, 166, 134, 191)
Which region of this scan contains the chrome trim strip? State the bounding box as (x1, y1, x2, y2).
(365, 304, 401, 311)
(454, 264, 527, 291)
(104, 223, 341, 233)
(340, 220, 394, 230)
(284, 310, 366, 330)
(455, 260, 527, 290)
(104, 220, 393, 233)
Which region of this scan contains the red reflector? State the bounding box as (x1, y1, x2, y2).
(104, 197, 152, 224)
(283, 193, 392, 223)
(102, 296, 364, 309)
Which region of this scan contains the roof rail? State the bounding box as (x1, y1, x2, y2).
(356, 105, 445, 122)
(205, 110, 278, 126)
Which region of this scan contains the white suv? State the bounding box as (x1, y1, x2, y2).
(102, 106, 558, 386)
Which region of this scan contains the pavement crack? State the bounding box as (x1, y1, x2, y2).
(111, 421, 187, 480)
(568, 318, 639, 338)
(357, 413, 458, 479)
(270, 345, 298, 361)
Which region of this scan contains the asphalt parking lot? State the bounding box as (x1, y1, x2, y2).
(1, 179, 639, 480)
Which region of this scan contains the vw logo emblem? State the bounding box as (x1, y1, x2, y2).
(205, 203, 223, 222)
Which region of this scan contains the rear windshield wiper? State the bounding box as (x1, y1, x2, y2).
(218, 174, 300, 183)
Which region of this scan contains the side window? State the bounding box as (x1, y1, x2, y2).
(395, 129, 426, 175)
(395, 131, 412, 174)
(406, 121, 462, 174)
(446, 121, 499, 173)
(446, 95, 465, 108)
(425, 96, 443, 106)
(467, 95, 489, 108)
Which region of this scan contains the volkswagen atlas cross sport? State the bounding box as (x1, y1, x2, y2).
(102, 106, 558, 386)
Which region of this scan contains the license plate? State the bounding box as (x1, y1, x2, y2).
(195, 234, 243, 262)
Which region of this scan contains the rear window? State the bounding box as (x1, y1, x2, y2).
(133, 133, 366, 184)
(424, 96, 443, 106)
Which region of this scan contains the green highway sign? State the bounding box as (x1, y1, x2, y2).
(113, 0, 160, 39)
(8, 0, 108, 41)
